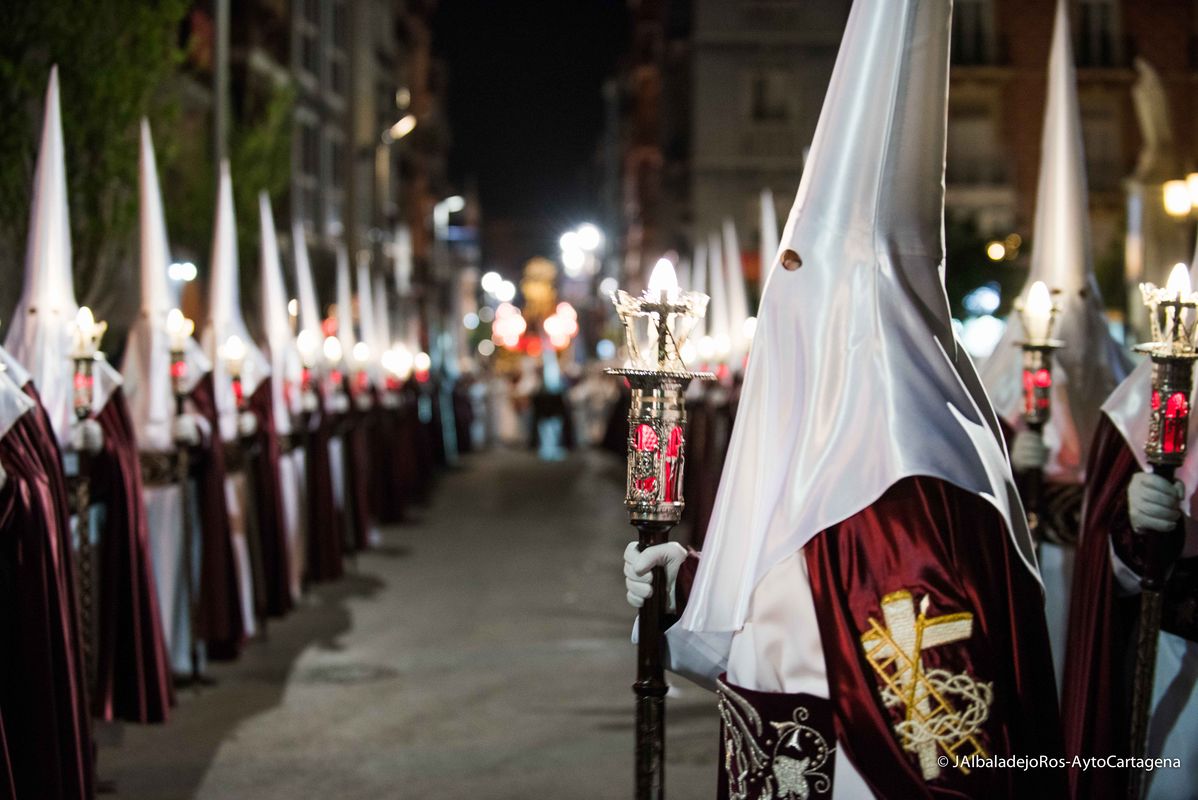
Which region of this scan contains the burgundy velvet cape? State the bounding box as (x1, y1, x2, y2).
(189, 374, 245, 660)
(344, 393, 372, 552)
(305, 388, 342, 582)
(678, 476, 1065, 798)
(1058, 414, 1196, 798)
(0, 394, 94, 798)
(368, 388, 407, 524)
(247, 380, 293, 617)
(89, 388, 173, 723)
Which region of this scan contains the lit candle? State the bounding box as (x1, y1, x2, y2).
(1021, 281, 1054, 342)
(220, 334, 247, 407)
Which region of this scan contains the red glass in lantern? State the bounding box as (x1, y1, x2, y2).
(663, 426, 683, 502)
(232, 377, 244, 407)
(635, 424, 659, 452)
(1164, 391, 1189, 455)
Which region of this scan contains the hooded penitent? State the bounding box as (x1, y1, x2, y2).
(200, 161, 270, 642)
(293, 224, 343, 581)
(337, 247, 373, 550)
(248, 193, 297, 615)
(0, 362, 95, 798)
(123, 119, 223, 678)
(6, 69, 173, 723)
(1063, 231, 1198, 798)
(668, 1, 1062, 795)
(980, 0, 1130, 692)
(980, 0, 1129, 485)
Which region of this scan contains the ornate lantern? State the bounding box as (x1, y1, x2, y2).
(606, 258, 713, 800)
(1014, 281, 1062, 431)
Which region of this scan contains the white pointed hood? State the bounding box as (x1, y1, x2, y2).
(4, 67, 122, 444)
(355, 256, 381, 382)
(689, 242, 708, 341)
(722, 219, 752, 364)
(121, 119, 210, 451)
(259, 193, 302, 432)
(201, 160, 270, 441)
(373, 274, 392, 356)
(676, 0, 1034, 647)
(393, 225, 413, 295)
(981, 0, 1130, 484)
(292, 222, 323, 344)
(1104, 251, 1198, 516)
(706, 232, 730, 360)
(335, 244, 357, 356)
(760, 188, 780, 277)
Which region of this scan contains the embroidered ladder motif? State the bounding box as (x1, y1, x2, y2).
(859, 590, 993, 781)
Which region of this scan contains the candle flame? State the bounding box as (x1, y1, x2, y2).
(221, 334, 246, 363)
(1167, 262, 1191, 297)
(76, 305, 95, 332)
(166, 308, 194, 339)
(647, 258, 679, 298)
(323, 335, 343, 364)
(1021, 281, 1054, 341)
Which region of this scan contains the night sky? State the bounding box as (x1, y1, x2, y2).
(432, 0, 629, 270)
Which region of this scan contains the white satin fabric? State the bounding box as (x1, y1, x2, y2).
(201, 161, 270, 444)
(145, 483, 206, 673)
(225, 471, 257, 638)
(259, 193, 303, 438)
(0, 367, 35, 442)
(980, 0, 1129, 484)
(280, 449, 305, 601)
(5, 67, 120, 444)
(675, 0, 1034, 659)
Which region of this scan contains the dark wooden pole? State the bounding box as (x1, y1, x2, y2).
(1126, 462, 1184, 800)
(633, 519, 671, 800)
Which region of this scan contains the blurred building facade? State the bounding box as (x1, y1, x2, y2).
(616, 0, 1198, 311)
(174, 0, 452, 341)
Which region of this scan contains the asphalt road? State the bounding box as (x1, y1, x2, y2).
(100, 447, 718, 799)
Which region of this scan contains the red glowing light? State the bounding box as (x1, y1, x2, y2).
(635, 424, 659, 452)
(170, 360, 188, 380)
(1164, 391, 1190, 454)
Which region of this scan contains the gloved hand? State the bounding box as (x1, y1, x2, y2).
(328, 392, 350, 415)
(624, 540, 688, 614)
(172, 413, 201, 446)
(237, 410, 259, 438)
(1128, 471, 1184, 533)
(0, 461, 7, 492)
(354, 393, 374, 412)
(69, 419, 104, 454)
(1010, 430, 1048, 472)
(301, 390, 319, 414)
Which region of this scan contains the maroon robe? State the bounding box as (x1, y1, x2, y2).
(345, 403, 372, 552)
(0, 401, 94, 799)
(368, 388, 407, 524)
(676, 476, 1065, 798)
(89, 388, 173, 723)
(189, 374, 245, 660)
(1059, 415, 1197, 798)
(247, 380, 293, 617)
(305, 388, 342, 582)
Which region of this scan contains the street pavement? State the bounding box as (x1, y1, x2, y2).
(100, 447, 718, 798)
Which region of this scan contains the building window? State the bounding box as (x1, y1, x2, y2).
(326, 0, 348, 99)
(947, 106, 1006, 185)
(952, 0, 996, 66)
(324, 128, 346, 237)
(746, 70, 793, 124)
(297, 0, 320, 81)
(296, 112, 320, 230)
(1082, 108, 1122, 192)
(1075, 0, 1121, 68)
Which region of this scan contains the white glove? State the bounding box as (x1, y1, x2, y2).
(624, 541, 688, 613)
(0, 461, 7, 492)
(354, 393, 374, 412)
(1128, 472, 1184, 534)
(1010, 430, 1048, 472)
(237, 411, 259, 438)
(380, 392, 401, 410)
(301, 390, 319, 413)
(69, 419, 104, 454)
(172, 413, 201, 446)
(325, 392, 349, 416)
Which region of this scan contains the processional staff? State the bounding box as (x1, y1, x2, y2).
(1013, 280, 1063, 539)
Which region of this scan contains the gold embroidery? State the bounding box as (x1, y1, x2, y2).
(860, 591, 993, 781)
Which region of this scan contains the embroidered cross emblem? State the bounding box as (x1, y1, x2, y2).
(860, 590, 993, 781)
